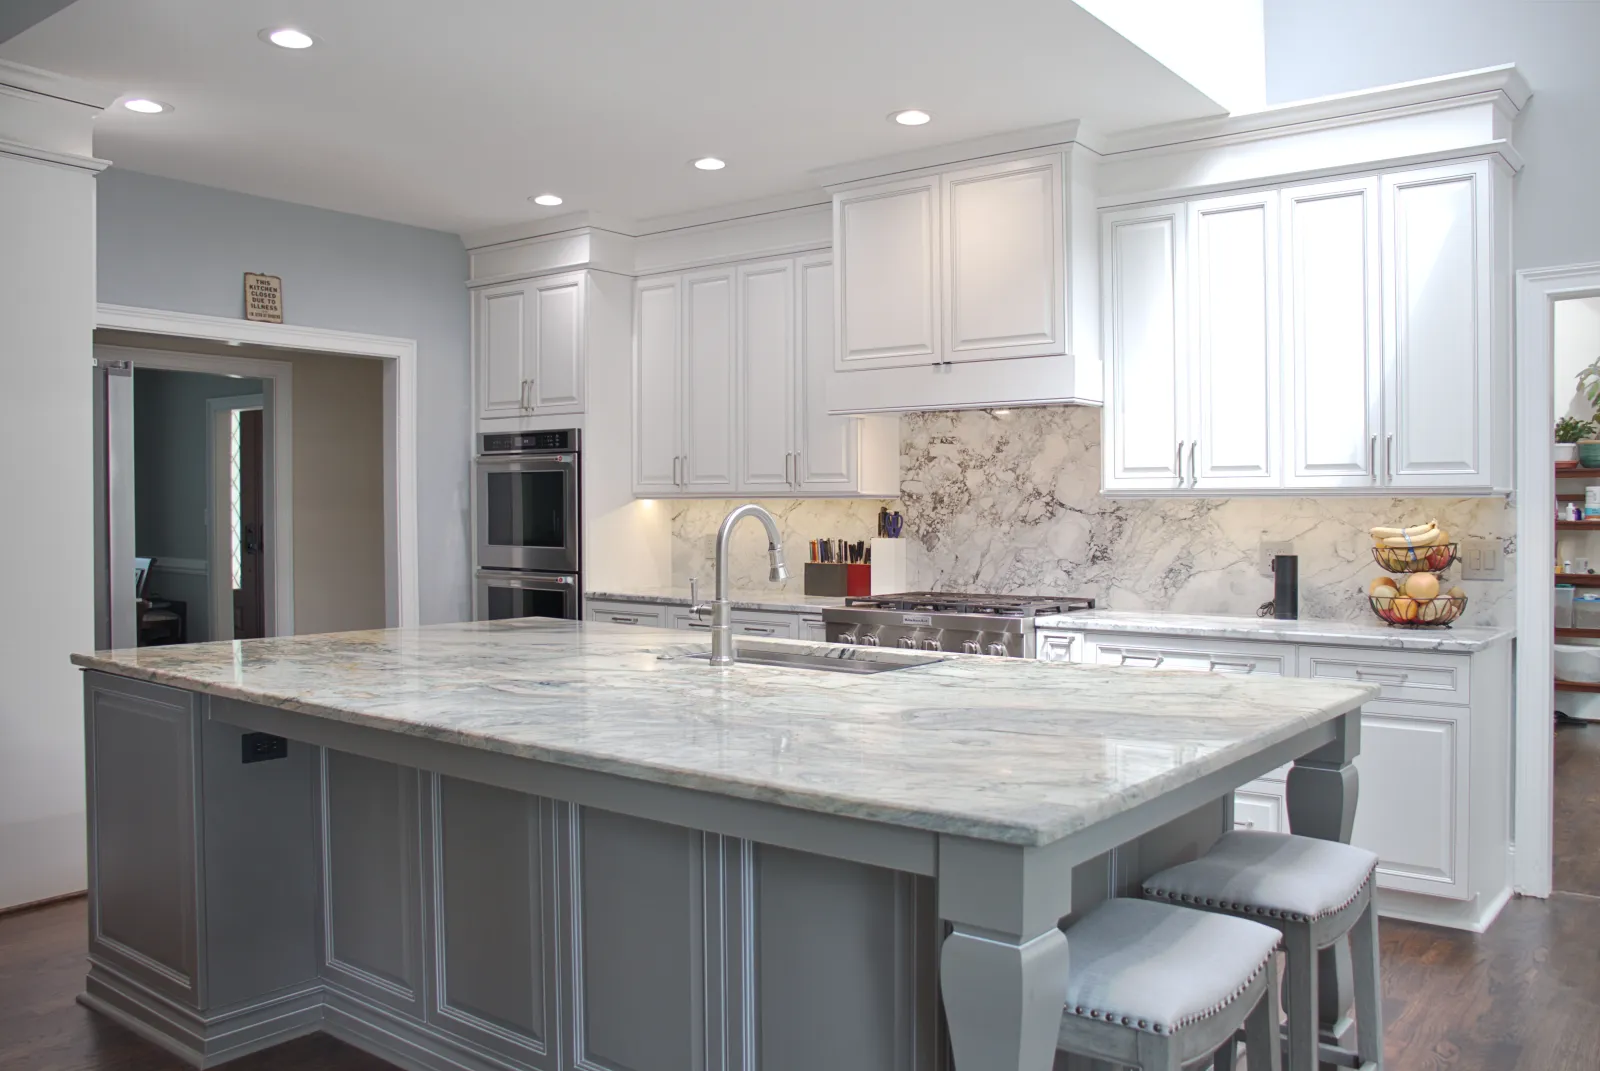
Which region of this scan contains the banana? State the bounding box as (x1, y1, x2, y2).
(1370, 520, 1438, 540)
(1380, 528, 1444, 548)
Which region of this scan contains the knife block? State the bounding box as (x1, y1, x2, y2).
(804, 563, 873, 597)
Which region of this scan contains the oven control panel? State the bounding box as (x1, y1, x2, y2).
(480, 429, 579, 455)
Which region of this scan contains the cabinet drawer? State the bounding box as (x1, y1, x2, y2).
(1084, 634, 1290, 677)
(668, 608, 800, 638)
(587, 601, 663, 627)
(1298, 645, 1468, 705)
(1234, 783, 1287, 834)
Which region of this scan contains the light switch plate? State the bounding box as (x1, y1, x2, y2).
(1460, 539, 1505, 581)
(1259, 539, 1295, 578)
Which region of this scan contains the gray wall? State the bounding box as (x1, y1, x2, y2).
(1264, 0, 1600, 271)
(97, 169, 472, 625)
(133, 368, 263, 641)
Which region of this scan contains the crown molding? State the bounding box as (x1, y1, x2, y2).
(810, 119, 1093, 189)
(0, 59, 118, 110)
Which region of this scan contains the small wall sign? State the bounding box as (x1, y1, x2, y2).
(244, 272, 283, 323)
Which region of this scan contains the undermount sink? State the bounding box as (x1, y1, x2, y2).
(676, 640, 945, 675)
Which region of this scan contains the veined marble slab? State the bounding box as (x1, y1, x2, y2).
(72, 619, 1376, 848)
(586, 587, 846, 614)
(1038, 609, 1513, 653)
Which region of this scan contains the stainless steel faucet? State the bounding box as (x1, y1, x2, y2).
(706, 504, 788, 665)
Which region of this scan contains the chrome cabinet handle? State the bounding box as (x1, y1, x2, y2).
(1355, 667, 1410, 682)
(1208, 658, 1258, 674)
(1386, 434, 1394, 481)
(785, 452, 793, 487)
(793, 451, 801, 486)
(1118, 651, 1165, 668)
(610, 615, 639, 624)
(741, 626, 778, 635)
(672, 455, 680, 486)
(1176, 440, 1185, 484)
(1188, 442, 1198, 488)
(1235, 818, 1257, 830)
(1370, 434, 1378, 484)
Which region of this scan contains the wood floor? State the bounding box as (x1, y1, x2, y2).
(5, 724, 1599, 1071)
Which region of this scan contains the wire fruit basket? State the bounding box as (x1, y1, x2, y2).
(1368, 593, 1467, 628)
(1371, 542, 1459, 573)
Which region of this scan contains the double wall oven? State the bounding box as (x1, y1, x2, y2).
(474, 429, 581, 621)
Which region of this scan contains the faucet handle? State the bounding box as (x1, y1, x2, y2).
(689, 577, 709, 618)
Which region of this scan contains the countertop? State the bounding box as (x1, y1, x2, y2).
(73, 619, 1375, 848)
(586, 587, 845, 613)
(1034, 609, 1513, 653)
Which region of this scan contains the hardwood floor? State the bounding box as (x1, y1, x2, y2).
(5, 726, 1598, 1070)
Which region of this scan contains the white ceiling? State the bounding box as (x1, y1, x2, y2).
(2, 0, 1226, 237)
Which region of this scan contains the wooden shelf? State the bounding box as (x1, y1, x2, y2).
(1556, 466, 1600, 477)
(1556, 572, 1600, 586)
(1558, 628, 1600, 639)
(1556, 521, 1600, 531)
(1557, 678, 1600, 693)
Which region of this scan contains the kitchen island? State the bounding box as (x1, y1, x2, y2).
(73, 618, 1376, 1071)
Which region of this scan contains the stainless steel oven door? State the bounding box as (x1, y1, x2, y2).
(476, 453, 580, 572)
(474, 570, 580, 621)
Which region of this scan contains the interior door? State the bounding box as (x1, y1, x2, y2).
(1281, 177, 1383, 488)
(681, 268, 738, 493)
(1188, 191, 1279, 490)
(233, 409, 266, 640)
(1101, 204, 1188, 491)
(736, 259, 795, 492)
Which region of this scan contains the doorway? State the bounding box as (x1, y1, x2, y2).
(207, 394, 267, 640)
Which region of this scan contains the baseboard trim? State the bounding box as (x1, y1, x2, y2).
(1376, 885, 1512, 933)
(0, 889, 86, 918)
(322, 987, 529, 1071)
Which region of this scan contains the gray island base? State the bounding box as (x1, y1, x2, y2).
(72, 619, 1376, 1071)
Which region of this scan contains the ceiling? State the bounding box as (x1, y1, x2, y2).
(2, 0, 1226, 238)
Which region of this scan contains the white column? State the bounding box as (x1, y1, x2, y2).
(0, 61, 114, 909)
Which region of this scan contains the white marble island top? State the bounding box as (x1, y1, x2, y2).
(72, 619, 1376, 848)
(1037, 609, 1513, 653)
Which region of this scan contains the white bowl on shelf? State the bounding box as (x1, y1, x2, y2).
(1555, 643, 1600, 684)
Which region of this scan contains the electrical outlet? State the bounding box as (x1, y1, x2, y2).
(1259, 539, 1295, 578)
(1460, 539, 1505, 581)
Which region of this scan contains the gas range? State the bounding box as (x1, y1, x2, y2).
(821, 592, 1096, 659)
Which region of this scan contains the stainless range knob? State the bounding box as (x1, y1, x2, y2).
(861, 633, 880, 646)
(838, 632, 859, 645)
(897, 637, 916, 649)
(920, 639, 941, 651)
(961, 640, 982, 654)
(986, 643, 1009, 657)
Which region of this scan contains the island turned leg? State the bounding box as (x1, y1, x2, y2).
(1285, 708, 1361, 1066)
(937, 837, 1072, 1071)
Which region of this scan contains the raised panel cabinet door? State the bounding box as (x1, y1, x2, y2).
(531, 271, 585, 414)
(427, 775, 558, 1068)
(736, 259, 796, 492)
(1281, 177, 1383, 488)
(942, 154, 1064, 362)
(319, 749, 425, 1017)
(795, 255, 860, 491)
(833, 176, 942, 369)
(1381, 161, 1492, 489)
(85, 674, 202, 1008)
(478, 282, 532, 418)
(1188, 191, 1279, 490)
(1349, 702, 1470, 899)
(1101, 205, 1188, 490)
(682, 268, 738, 492)
(569, 807, 707, 1071)
(633, 276, 683, 495)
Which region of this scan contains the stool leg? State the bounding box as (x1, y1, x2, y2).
(1245, 957, 1283, 1071)
(1283, 924, 1318, 1071)
(1349, 889, 1383, 1069)
(1135, 1031, 1182, 1071)
(1213, 1035, 1239, 1070)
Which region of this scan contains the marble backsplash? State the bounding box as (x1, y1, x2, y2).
(671, 406, 1516, 626)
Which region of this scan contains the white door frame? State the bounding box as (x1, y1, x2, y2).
(206, 393, 265, 641)
(1512, 261, 1600, 898)
(97, 303, 421, 630)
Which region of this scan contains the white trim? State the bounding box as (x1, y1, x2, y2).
(1512, 262, 1600, 899)
(205, 394, 265, 641)
(96, 304, 421, 629)
(147, 557, 208, 577)
(0, 59, 120, 109)
(0, 134, 110, 173)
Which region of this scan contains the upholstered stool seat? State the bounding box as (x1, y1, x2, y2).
(1143, 831, 1383, 1071)
(1056, 897, 1282, 1071)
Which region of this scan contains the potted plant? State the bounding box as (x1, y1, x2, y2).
(1557, 416, 1595, 467)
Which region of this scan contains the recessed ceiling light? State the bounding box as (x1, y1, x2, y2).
(259, 27, 315, 49)
(531, 194, 563, 207)
(121, 98, 171, 114)
(692, 157, 727, 171)
(891, 109, 932, 126)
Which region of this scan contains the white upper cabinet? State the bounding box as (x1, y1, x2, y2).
(834, 175, 941, 370)
(1281, 177, 1382, 489)
(1102, 204, 1187, 490)
(736, 259, 796, 493)
(1101, 156, 1509, 496)
(474, 272, 588, 421)
(1187, 191, 1279, 491)
(824, 147, 1100, 414)
(795, 255, 857, 491)
(1382, 161, 1495, 490)
(942, 155, 1064, 362)
(476, 282, 531, 418)
(681, 268, 738, 493)
(632, 276, 682, 495)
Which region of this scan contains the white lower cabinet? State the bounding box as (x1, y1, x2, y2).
(667, 607, 798, 639)
(586, 598, 808, 639)
(1350, 700, 1469, 898)
(1233, 787, 1287, 834)
(586, 601, 664, 628)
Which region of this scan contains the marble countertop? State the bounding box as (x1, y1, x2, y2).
(1034, 609, 1513, 653)
(73, 619, 1376, 848)
(586, 587, 846, 613)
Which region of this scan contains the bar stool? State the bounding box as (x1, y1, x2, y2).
(1141, 830, 1382, 1071)
(1055, 897, 1283, 1071)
